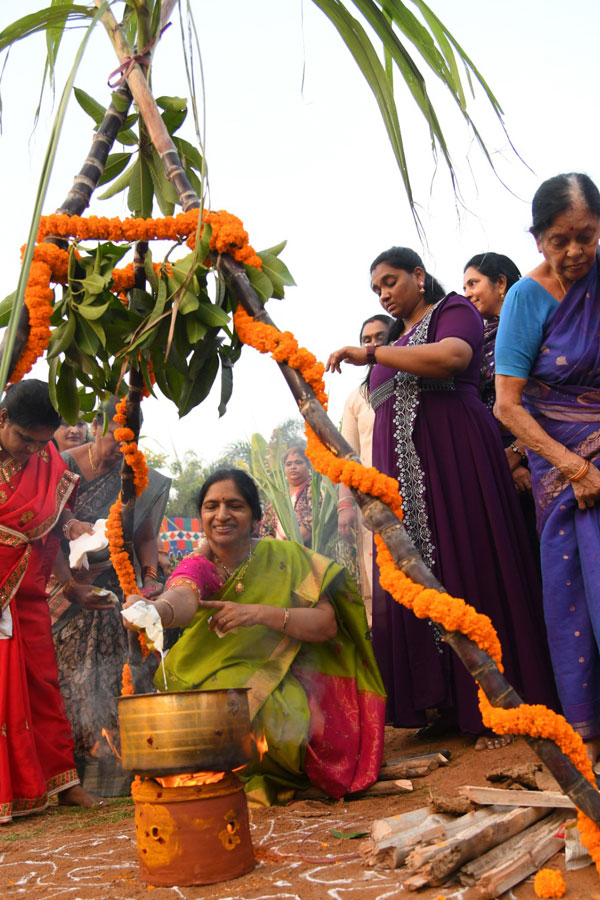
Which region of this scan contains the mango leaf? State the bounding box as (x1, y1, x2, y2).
(47, 313, 76, 358)
(177, 355, 219, 418)
(77, 273, 106, 295)
(73, 86, 105, 124)
(147, 147, 177, 215)
(128, 156, 153, 217)
(56, 363, 79, 424)
(195, 302, 230, 328)
(161, 106, 187, 135)
(258, 251, 296, 299)
(86, 316, 106, 347)
(0, 292, 15, 328)
(185, 315, 207, 345)
(244, 265, 274, 306)
(76, 300, 110, 320)
(96, 151, 132, 187)
(78, 388, 97, 412)
(156, 95, 187, 111)
(174, 136, 204, 172)
(144, 249, 159, 293)
(47, 356, 59, 412)
(218, 358, 234, 417)
(98, 159, 135, 200)
(74, 316, 99, 356)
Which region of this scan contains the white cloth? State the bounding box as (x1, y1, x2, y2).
(68, 518, 108, 569)
(121, 599, 164, 653)
(0, 607, 12, 640)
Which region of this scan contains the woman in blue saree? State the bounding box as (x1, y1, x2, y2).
(496, 172, 600, 768)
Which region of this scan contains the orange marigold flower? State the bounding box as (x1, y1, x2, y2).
(533, 868, 566, 898)
(121, 662, 134, 696)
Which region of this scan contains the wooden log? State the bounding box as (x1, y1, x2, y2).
(385, 751, 450, 766)
(368, 807, 433, 842)
(378, 760, 438, 779)
(461, 810, 566, 900)
(459, 785, 576, 809)
(403, 805, 548, 890)
(297, 779, 413, 802)
(363, 808, 496, 869)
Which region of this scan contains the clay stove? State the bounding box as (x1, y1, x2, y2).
(118, 688, 255, 886)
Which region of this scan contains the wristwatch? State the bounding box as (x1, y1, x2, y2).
(366, 345, 377, 365)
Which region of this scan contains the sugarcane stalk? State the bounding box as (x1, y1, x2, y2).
(94, 0, 197, 210)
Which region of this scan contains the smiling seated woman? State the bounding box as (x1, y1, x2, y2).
(124, 468, 386, 806)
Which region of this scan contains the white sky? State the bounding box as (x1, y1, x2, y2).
(0, 0, 598, 467)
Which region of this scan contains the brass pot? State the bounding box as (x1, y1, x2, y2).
(117, 688, 253, 774)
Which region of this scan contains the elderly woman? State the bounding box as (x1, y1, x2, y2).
(51, 400, 170, 794)
(495, 173, 600, 769)
(125, 468, 385, 805)
(326, 247, 557, 748)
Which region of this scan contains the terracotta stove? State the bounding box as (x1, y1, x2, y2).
(118, 688, 255, 886)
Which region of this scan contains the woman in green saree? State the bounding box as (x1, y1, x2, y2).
(124, 468, 386, 806)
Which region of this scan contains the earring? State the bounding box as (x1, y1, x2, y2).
(499, 290, 505, 301)
(418, 283, 425, 295)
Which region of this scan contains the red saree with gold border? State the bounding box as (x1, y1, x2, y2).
(0, 443, 79, 824)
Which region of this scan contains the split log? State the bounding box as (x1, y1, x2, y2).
(403, 805, 549, 890)
(368, 807, 434, 842)
(379, 759, 439, 779)
(459, 785, 576, 809)
(297, 779, 413, 802)
(385, 751, 450, 765)
(461, 810, 566, 900)
(362, 808, 496, 869)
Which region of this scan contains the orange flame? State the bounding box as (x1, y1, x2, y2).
(156, 771, 226, 788)
(100, 728, 122, 760)
(254, 731, 268, 760)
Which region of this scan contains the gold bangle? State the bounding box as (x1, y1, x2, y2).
(160, 598, 176, 626)
(570, 459, 590, 482)
(281, 608, 290, 632)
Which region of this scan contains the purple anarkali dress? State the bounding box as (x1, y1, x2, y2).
(370, 293, 557, 733)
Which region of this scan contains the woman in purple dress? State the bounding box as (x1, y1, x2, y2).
(326, 247, 557, 748)
(495, 173, 600, 770)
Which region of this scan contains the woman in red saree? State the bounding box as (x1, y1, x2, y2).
(0, 380, 100, 823)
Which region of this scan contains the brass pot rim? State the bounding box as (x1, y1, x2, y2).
(117, 687, 250, 703)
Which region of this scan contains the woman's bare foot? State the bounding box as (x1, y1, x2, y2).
(474, 734, 514, 751)
(57, 785, 106, 808)
(584, 737, 600, 772)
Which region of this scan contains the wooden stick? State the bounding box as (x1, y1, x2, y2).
(378, 760, 439, 779)
(459, 785, 576, 809)
(403, 805, 549, 889)
(296, 779, 413, 802)
(461, 810, 566, 900)
(385, 751, 450, 765)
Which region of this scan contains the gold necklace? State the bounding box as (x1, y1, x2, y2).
(214, 548, 253, 594)
(556, 274, 569, 300)
(406, 302, 434, 330)
(88, 443, 98, 475)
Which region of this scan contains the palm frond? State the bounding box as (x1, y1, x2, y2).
(0, 4, 93, 54)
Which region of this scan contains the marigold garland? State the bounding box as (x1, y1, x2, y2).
(533, 868, 566, 898)
(8, 243, 70, 383)
(121, 662, 134, 696)
(232, 300, 600, 868)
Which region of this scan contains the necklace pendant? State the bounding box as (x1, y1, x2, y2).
(235, 581, 245, 595)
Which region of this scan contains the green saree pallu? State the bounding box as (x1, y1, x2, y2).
(158, 539, 386, 805)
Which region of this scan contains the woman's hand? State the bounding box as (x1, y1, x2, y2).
(325, 346, 366, 374)
(141, 578, 163, 599)
(201, 599, 264, 634)
(71, 584, 115, 611)
(338, 506, 359, 542)
(512, 465, 531, 493)
(66, 519, 95, 540)
(570, 460, 600, 510)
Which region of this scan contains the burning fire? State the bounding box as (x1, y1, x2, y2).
(93, 728, 122, 760)
(156, 771, 226, 788)
(254, 731, 268, 761)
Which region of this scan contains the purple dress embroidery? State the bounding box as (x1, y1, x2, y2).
(370, 294, 557, 733)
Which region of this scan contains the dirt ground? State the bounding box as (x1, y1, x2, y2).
(2, 727, 599, 900)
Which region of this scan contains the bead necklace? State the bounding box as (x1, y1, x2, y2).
(213, 548, 254, 594)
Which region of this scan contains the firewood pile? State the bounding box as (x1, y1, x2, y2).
(358, 760, 589, 897)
